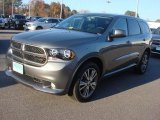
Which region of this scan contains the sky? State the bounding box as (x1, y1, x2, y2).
(24, 0, 160, 21)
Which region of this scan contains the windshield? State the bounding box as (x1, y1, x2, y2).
(36, 18, 46, 22)
(55, 15, 113, 34)
(14, 15, 25, 19)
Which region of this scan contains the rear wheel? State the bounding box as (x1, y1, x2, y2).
(72, 62, 100, 102)
(135, 51, 149, 74)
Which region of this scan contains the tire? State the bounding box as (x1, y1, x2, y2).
(14, 24, 18, 30)
(135, 51, 149, 74)
(36, 26, 43, 30)
(72, 62, 100, 102)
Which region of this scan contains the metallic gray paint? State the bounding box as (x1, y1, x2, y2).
(6, 13, 151, 95)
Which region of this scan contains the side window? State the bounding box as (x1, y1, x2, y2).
(46, 19, 53, 23)
(113, 18, 128, 33)
(127, 19, 141, 35)
(139, 21, 150, 34)
(52, 19, 58, 23)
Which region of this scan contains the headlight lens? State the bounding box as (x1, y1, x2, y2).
(16, 21, 19, 24)
(48, 48, 75, 60)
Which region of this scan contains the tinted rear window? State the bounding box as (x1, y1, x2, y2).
(127, 19, 141, 35)
(139, 21, 150, 34)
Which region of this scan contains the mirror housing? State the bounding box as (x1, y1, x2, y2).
(111, 29, 126, 38)
(108, 29, 127, 42)
(110, 29, 127, 38)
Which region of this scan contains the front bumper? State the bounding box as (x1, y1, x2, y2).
(6, 56, 76, 95)
(6, 70, 64, 94)
(0, 23, 5, 27)
(24, 25, 37, 31)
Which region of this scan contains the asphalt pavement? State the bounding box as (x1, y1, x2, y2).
(0, 29, 160, 120)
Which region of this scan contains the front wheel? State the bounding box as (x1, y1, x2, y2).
(135, 51, 150, 74)
(72, 62, 100, 102)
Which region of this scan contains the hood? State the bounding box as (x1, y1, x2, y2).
(12, 29, 99, 48)
(26, 21, 39, 24)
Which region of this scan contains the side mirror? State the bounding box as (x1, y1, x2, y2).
(111, 29, 127, 38)
(45, 20, 48, 23)
(108, 29, 127, 42)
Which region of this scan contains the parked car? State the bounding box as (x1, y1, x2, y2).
(24, 17, 61, 31)
(0, 18, 5, 29)
(150, 28, 160, 55)
(0, 14, 10, 27)
(26, 16, 42, 22)
(6, 13, 151, 102)
(8, 14, 27, 29)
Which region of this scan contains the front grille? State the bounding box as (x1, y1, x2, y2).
(24, 54, 46, 64)
(12, 49, 23, 58)
(25, 45, 44, 54)
(11, 41, 22, 49)
(11, 41, 47, 66)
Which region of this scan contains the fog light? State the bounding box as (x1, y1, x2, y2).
(51, 83, 56, 89)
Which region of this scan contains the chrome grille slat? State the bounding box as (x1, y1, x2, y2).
(23, 51, 46, 57)
(11, 41, 22, 49)
(24, 54, 46, 64)
(25, 45, 44, 54)
(11, 41, 47, 66)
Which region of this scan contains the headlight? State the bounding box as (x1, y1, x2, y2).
(32, 23, 37, 26)
(15, 21, 19, 24)
(48, 48, 75, 60)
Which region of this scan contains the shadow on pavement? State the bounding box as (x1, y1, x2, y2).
(0, 40, 10, 54)
(91, 57, 160, 102)
(0, 71, 17, 88)
(0, 32, 22, 34)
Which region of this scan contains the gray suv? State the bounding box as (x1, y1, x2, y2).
(6, 13, 151, 102)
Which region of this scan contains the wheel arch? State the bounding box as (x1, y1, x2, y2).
(67, 55, 103, 95)
(36, 26, 43, 29)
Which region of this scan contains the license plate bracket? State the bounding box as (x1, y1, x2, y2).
(12, 62, 24, 74)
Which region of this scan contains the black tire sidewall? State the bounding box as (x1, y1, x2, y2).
(73, 62, 100, 102)
(136, 51, 149, 74)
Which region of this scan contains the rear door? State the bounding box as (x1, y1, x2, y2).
(126, 18, 145, 63)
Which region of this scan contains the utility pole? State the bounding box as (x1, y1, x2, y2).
(3, 0, 4, 15)
(12, 0, 13, 16)
(29, 0, 31, 17)
(136, 0, 139, 17)
(60, 0, 63, 19)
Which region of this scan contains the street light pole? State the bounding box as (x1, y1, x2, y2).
(60, 0, 63, 18)
(106, 0, 111, 13)
(136, 0, 139, 17)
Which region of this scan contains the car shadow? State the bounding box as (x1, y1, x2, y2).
(0, 71, 17, 88)
(91, 57, 160, 102)
(0, 40, 10, 54)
